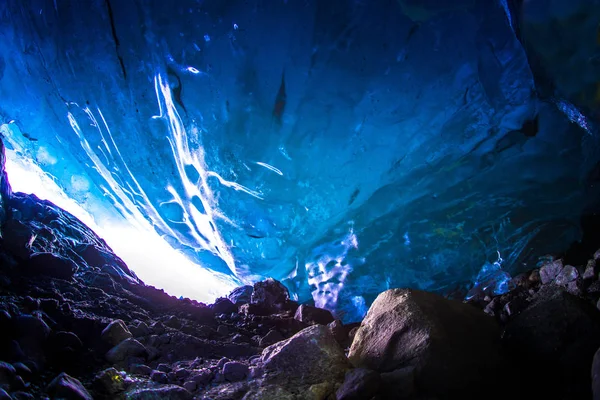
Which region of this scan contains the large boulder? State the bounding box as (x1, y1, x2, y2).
(348, 288, 505, 399)
(259, 324, 350, 390)
(504, 286, 600, 399)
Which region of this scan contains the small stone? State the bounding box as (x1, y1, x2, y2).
(182, 381, 196, 392)
(150, 321, 166, 334)
(540, 260, 563, 284)
(15, 314, 51, 342)
(92, 367, 126, 395)
(259, 330, 283, 347)
(594, 248, 600, 260)
(231, 333, 248, 343)
(9, 391, 34, 400)
(52, 331, 83, 350)
(222, 361, 249, 382)
(101, 320, 133, 346)
(336, 368, 381, 400)
(150, 370, 168, 384)
(12, 363, 31, 379)
(129, 364, 152, 376)
(584, 260, 597, 280)
(554, 265, 578, 286)
(47, 372, 92, 400)
(251, 278, 290, 311)
(294, 304, 335, 325)
(105, 338, 148, 364)
(328, 320, 347, 345)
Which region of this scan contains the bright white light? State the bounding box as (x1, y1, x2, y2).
(4, 149, 238, 303)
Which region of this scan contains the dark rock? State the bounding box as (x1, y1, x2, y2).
(504, 287, 600, 399)
(105, 338, 147, 364)
(182, 381, 196, 392)
(14, 314, 51, 342)
(0, 362, 16, 390)
(129, 364, 152, 376)
(593, 347, 600, 400)
(174, 368, 190, 380)
(293, 304, 335, 325)
(51, 331, 83, 351)
(125, 385, 192, 400)
(101, 319, 133, 347)
(251, 279, 289, 311)
(259, 330, 283, 347)
(157, 363, 172, 373)
(46, 372, 92, 400)
(222, 361, 249, 382)
(336, 368, 381, 400)
(216, 325, 229, 336)
(348, 288, 505, 399)
(188, 369, 213, 386)
(227, 285, 253, 305)
(2, 219, 35, 261)
(379, 367, 416, 399)
(0, 388, 10, 400)
(92, 367, 126, 396)
(27, 252, 78, 280)
(211, 298, 236, 315)
(164, 316, 182, 329)
(539, 259, 563, 284)
(327, 320, 347, 345)
(10, 392, 34, 400)
(584, 259, 597, 280)
(150, 370, 169, 384)
(129, 322, 150, 337)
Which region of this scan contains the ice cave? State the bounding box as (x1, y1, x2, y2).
(1, 0, 600, 399)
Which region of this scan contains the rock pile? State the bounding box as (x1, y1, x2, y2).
(2, 186, 600, 399)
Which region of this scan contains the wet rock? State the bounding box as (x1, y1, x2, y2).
(348, 288, 504, 399)
(46, 372, 92, 400)
(101, 319, 133, 347)
(27, 252, 77, 280)
(336, 368, 381, 400)
(105, 338, 148, 364)
(294, 304, 335, 325)
(228, 285, 253, 305)
(539, 259, 563, 284)
(260, 324, 350, 387)
(125, 385, 192, 400)
(92, 367, 126, 396)
(504, 286, 600, 399)
(259, 330, 283, 347)
(223, 361, 249, 382)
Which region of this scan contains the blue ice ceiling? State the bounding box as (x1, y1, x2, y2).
(1, 0, 600, 321)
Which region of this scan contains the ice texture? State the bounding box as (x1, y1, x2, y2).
(0, 0, 599, 320)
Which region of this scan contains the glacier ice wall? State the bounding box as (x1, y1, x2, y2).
(1, 0, 599, 321)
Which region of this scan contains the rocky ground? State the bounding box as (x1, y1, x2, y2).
(2, 194, 600, 399)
